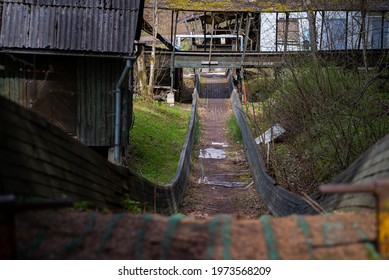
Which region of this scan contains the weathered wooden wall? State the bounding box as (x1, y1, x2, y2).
(0, 75, 199, 214)
(0, 54, 129, 147)
(0, 54, 28, 105)
(76, 57, 128, 147)
(0, 0, 143, 54)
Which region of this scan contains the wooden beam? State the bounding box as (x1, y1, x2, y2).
(145, 0, 389, 12)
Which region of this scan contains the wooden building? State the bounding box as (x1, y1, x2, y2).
(0, 0, 144, 160)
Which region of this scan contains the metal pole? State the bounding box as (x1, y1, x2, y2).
(204, 12, 207, 52)
(114, 59, 132, 163)
(208, 13, 215, 65)
(345, 11, 349, 50)
(241, 13, 252, 105)
(275, 12, 279, 51)
(381, 11, 385, 49)
(114, 47, 142, 163)
(258, 13, 262, 51)
(320, 11, 325, 50)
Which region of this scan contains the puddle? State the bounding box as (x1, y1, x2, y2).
(198, 177, 249, 188)
(211, 142, 229, 148)
(206, 180, 248, 188)
(199, 148, 226, 159)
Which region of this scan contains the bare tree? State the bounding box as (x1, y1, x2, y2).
(148, 0, 158, 97)
(135, 45, 147, 96)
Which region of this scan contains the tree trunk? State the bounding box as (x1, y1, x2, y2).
(136, 46, 147, 96)
(148, 0, 158, 97)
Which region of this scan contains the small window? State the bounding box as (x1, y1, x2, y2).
(324, 18, 347, 50)
(277, 18, 300, 45)
(368, 13, 389, 49)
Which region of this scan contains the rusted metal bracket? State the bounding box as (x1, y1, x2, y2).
(320, 179, 389, 258)
(0, 194, 74, 259)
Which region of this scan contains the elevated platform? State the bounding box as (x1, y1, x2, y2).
(148, 49, 389, 69)
(146, 0, 389, 12)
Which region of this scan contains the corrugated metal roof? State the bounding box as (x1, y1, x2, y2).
(0, 0, 144, 54)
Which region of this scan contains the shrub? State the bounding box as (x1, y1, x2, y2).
(256, 59, 388, 192)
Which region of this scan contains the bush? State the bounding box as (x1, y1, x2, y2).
(227, 114, 242, 142)
(257, 60, 388, 193)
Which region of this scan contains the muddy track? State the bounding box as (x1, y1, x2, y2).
(180, 74, 268, 218)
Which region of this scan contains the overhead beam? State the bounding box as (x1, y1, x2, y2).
(142, 19, 176, 51)
(145, 0, 389, 12)
(144, 50, 388, 69)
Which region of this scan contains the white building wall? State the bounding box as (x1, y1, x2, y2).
(258, 11, 388, 52)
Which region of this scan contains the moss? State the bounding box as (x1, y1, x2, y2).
(163, 0, 298, 12)
(155, 0, 366, 12)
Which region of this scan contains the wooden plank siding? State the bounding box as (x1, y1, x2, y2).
(0, 0, 143, 55)
(0, 55, 27, 106)
(75, 56, 129, 147)
(0, 54, 130, 148)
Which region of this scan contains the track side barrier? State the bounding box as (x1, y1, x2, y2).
(228, 72, 389, 216)
(14, 209, 378, 259)
(0, 75, 200, 215)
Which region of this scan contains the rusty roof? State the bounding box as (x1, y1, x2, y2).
(145, 0, 389, 12)
(0, 0, 144, 54)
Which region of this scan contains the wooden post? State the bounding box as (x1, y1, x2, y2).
(148, 0, 158, 97)
(135, 45, 147, 95)
(203, 12, 207, 52)
(241, 13, 252, 105)
(208, 13, 215, 67)
(306, 6, 318, 59)
(361, 7, 368, 72)
(320, 180, 389, 259)
(168, 10, 179, 105)
(282, 13, 290, 64)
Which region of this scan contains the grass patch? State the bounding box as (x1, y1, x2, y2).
(122, 199, 142, 214)
(129, 99, 191, 184)
(227, 114, 242, 142)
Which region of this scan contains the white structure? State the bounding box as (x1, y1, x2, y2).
(175, 34, 244, 51)
(259, 11, 388, 52)
(255, 124, 286, 145)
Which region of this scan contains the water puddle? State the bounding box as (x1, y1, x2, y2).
(198, 176, 251, 188)
(206, 180, 248, 188)
(211, 142, 229, 148)
(199, 148, 226, 159)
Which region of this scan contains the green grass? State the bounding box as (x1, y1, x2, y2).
(227, 114, 242, 142)
(129, 99, 191, 184)
(122, 198, 142, 214)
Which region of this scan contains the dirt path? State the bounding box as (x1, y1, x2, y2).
(180, 73, 268, 218)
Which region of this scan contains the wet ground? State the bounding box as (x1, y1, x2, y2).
(180, 73, 268, 218)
